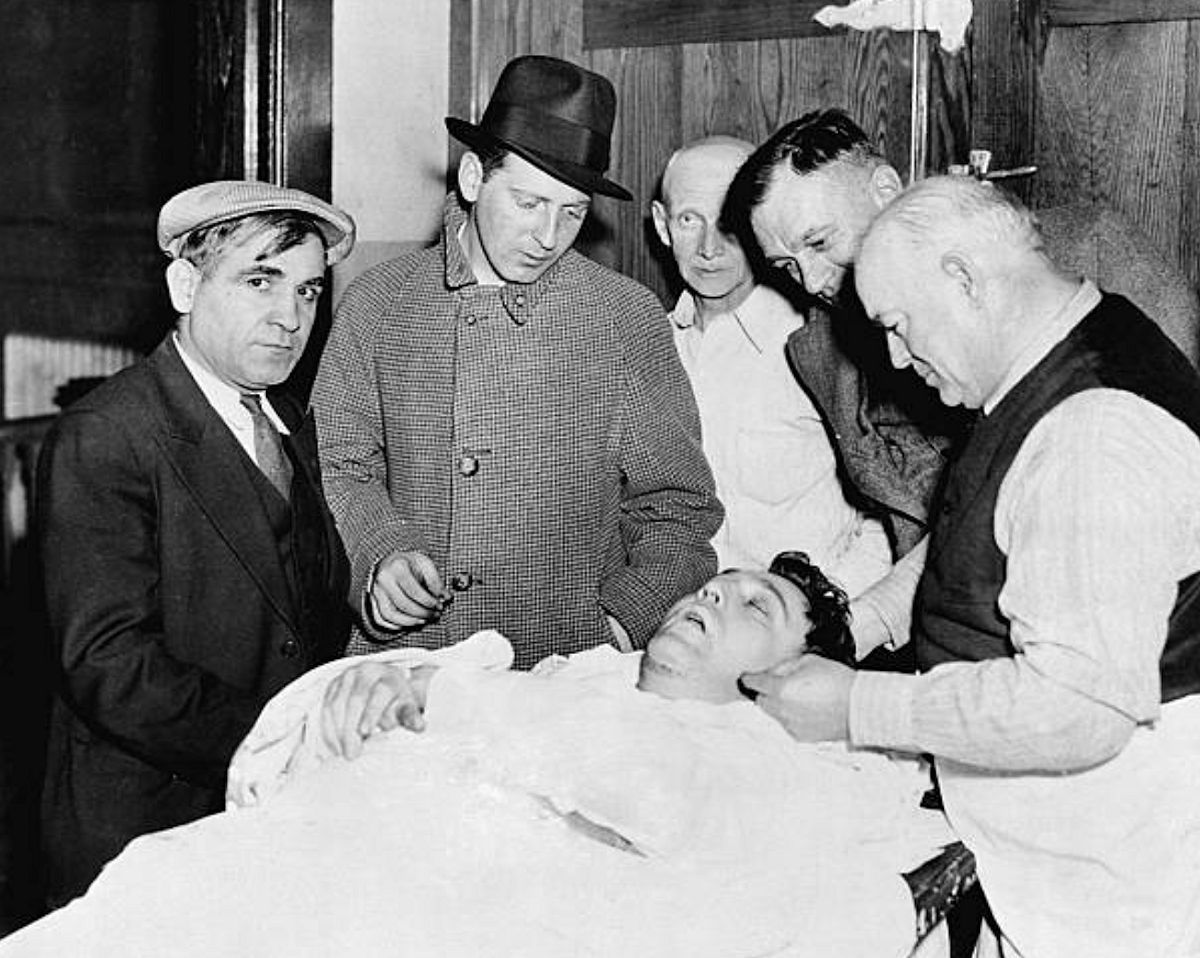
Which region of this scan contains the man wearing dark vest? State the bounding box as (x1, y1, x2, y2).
(743, 175, 1200, 957)
(37, 182, 354, 907)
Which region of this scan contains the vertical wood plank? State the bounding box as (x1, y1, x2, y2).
(1089, 22, 1186, 253)
(195, 0, 253, 180)
(843, 31, 913, 177)
(1034, 25, 1093, 208)
(588, 45, 682, 294)
(280, 0, 332, 195)
(1036, 21, 1187, 265)
(928, 38, 973, 174)
(969, 0, 1039, 201)
(1181, 20, 1200, 285)
(532, 0, 583, 58)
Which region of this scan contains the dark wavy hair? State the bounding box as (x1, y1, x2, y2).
(720, 108, 881, 242)
(178, 211, 326, 276)
(768, 550, 855, 666)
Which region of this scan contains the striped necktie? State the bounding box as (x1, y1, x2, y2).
(239, 393, 293, 500)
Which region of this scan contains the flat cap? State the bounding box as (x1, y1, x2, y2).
(157, 180, 356, 265)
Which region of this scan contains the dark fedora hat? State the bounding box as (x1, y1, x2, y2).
(446, 55, 632, 201)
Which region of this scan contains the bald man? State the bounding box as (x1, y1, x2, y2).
(652, 137, 891, 595)
(745, 175, 1200, 958)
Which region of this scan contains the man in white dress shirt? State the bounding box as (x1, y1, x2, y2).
(650, 136, 891, 596)
(744, 175, 1200, 958)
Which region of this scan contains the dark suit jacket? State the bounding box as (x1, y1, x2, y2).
(785, 301, 967, 559)
(37, 338, 349, 905)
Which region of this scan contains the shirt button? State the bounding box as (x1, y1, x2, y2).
(514, 293, 526, 307)
(280, 639, 300, 658)
(450, 572, 474, 592)
(464, 313, 477, 325)
(458, 454, 479, 476)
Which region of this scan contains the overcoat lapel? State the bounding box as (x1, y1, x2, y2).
(147, 340, 300, 636)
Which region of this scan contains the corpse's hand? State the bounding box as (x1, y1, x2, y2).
(741, 654, 855, 743)
(369, 550, 450, 632)
(319, 661, 438, 760)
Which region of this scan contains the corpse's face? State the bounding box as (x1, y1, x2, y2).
(652, 145, 754, 309)
(458, 151, 591, 285)
(856, 234, 992, 409)
(169, 232, 326, 392)
(750, 163, 886, 304)
(638, 570, 812, 704)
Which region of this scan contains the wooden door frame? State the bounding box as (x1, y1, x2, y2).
(195, 0, 332, 195)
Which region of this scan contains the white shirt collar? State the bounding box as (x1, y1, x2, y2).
(670, 285, 802, 343)
(173, 333, 287, 432)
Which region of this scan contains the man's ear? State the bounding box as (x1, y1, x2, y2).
(458, 151, 484, 204)
(867, 164, 903, 211)
(650, 199, 671, 248)
(165, 258, 199, 314)
(940, 251, 979, 300)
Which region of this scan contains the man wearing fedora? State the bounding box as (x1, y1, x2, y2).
(312, 55, 721, 671)
(37, 181, 354, 906)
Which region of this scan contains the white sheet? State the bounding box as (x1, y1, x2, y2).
(3, 636, 952, 958)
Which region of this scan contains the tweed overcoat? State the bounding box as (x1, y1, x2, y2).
(37, 338, 349, 905)
(312, 198, 721, 669)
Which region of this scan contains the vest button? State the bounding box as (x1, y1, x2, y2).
(280, 639, 300, 658)
(458, 454, 479, 476)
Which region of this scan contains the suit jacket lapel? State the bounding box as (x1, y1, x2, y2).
(148, 340, 301, 635)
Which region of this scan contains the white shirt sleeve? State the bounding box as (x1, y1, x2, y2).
(850, 390, 1200, 771)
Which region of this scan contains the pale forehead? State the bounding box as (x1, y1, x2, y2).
(213, 230, 325, 274)
(856, 227, 916, 306)
(753, 164, 846, 233)
(661, 141, 752, 209)
(491, 151, 591, 204)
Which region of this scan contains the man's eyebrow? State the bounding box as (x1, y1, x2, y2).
(512, 186, 590, 210)
(240, 263, 284, 277)
(760, 577, 789, 617)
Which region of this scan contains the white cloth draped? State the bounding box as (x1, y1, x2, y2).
(4, 636, 951, 958)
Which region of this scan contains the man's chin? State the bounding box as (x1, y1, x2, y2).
(636, 652, 691, 699)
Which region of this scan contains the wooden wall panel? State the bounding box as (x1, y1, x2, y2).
(963, 0, 1039, 201)
(450, 1, 944, 303)
(1181, 21, 1200, 291)
(842, 32, 914, 176)
(1035, 21, 1194, 282)
(453, 0, 1199, 302)
(589, 47, 682, 281)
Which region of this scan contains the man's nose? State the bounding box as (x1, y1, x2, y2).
(886, 330, 912, 369)
(796, 250, 834, 296)
(532, 208, 558, 250)
(273, 293, 302, 332)
(698, 223, 723, 259)
(697, 582, 723, 605)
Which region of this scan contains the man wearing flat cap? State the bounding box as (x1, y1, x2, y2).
(312, 55, 721, 674)
(37, 181, 354, 906)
